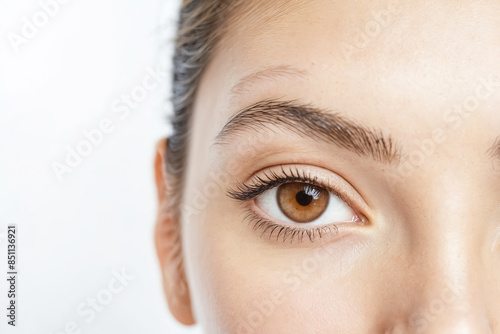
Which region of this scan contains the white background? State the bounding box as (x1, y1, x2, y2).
(0, 0, 202, 333)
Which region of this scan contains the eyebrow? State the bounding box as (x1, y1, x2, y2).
(488, 137, 500, 160)
(214, 99, 402, 165)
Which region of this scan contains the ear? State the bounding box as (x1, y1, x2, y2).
(154, 138, 195, 325)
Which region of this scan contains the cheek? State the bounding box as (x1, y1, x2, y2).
(181, 197, 396, 333)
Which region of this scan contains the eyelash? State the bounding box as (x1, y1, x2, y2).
(227, 166, 358, 243)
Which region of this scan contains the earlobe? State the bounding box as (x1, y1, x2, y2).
(154, 138, 195, 325)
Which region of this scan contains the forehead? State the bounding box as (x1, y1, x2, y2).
(220, 0, 500, 67)
(193, 0, 500, 145)
(213, 0, 500, 96)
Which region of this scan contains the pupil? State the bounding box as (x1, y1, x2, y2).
(295, 191, 313, 206)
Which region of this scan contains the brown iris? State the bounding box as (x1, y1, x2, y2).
(276, 183, 329, 223)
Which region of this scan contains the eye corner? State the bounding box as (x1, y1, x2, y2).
(226, 181, 259, 201)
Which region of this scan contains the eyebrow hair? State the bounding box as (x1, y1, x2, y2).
(488, 137, 500, 160)
(215, 99, 402, 165)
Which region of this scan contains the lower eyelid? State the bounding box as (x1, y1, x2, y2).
(243, 208, 341, 243)
(247, 197, 365, 244)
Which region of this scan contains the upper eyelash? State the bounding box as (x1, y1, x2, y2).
(227, 166, 349, 204)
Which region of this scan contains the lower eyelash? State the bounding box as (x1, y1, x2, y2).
(244, 210, 339, 243)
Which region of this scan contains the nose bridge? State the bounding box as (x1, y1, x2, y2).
(409, 274, 491, 333)
(415, 315, 492, 334)
(406, 234, 494, 333)
(405, 177, 493, 333)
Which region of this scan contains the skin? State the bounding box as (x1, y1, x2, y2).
(155, 0, 500, 333)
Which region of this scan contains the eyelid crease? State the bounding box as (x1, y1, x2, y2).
(228, 165, 343, 201)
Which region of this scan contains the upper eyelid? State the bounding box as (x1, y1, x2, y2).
(227, 166, 357, 211)
(227, 166, 324, 201)
(227, 169, 315, 200)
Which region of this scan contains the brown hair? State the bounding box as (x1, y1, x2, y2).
(164, 0, 312, 305)
(167, 0, 237, 218)
(163, 1, 242, 297)
(167, 0, 304, 217)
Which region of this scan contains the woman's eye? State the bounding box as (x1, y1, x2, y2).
(256, 182, 357, 225)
